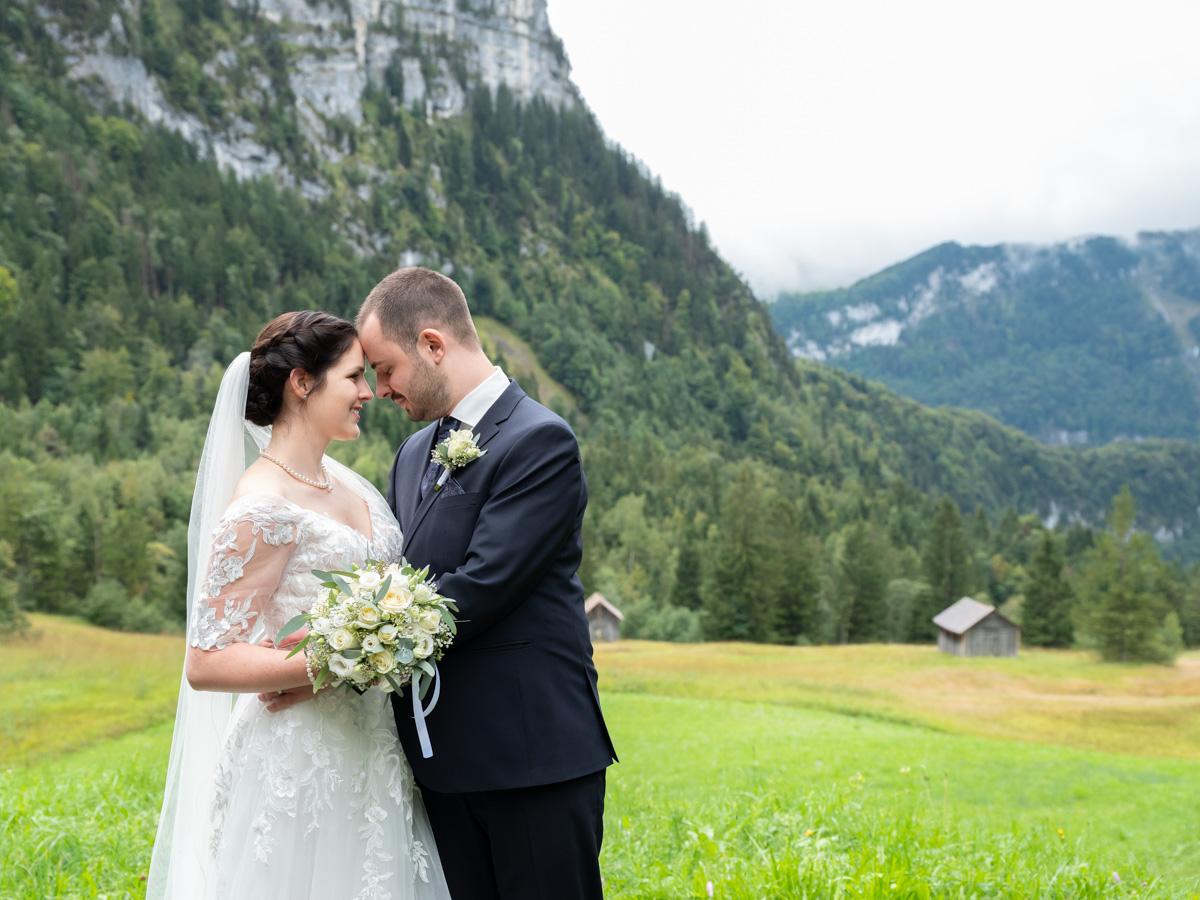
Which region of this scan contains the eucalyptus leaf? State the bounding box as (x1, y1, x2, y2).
(330, 573, 355, 597)
(283, 633, 311, 659)
(383, 670, 405, 695)
(417, 672, 433, 701)
(396, 647, 415, 665)
(416, 659, 435, 676)
(275, 614, 309, 644)
(374, 574, 393, 604)
(340, 649, 361, 659)
(311, 569, 333, 583)
(314, 664, 332, 692)
(395, 637, 414, 650)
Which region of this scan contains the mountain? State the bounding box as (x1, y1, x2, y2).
(3, 0, 1200, 647)
(770, 233, 1200, 445)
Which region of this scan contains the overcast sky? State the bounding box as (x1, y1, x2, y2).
(545, 0, 1200, 296)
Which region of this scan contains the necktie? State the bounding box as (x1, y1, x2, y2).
(420, 417, 459, 498)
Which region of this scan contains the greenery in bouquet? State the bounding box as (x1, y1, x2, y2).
(277, 559, 458, 696)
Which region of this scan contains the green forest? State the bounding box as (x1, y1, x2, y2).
(2, 0, 1199, 661)
(771, 237, 1200, 444)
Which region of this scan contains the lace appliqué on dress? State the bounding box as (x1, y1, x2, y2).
(189, 498, 303, 651)
(199, 493, 432, 899)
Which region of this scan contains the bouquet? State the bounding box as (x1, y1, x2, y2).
(278, 559, 457, 697)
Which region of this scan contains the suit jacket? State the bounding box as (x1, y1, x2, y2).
(386, 380, 616, 793)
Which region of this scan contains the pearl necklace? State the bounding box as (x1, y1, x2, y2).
(260, 451, 334, 492)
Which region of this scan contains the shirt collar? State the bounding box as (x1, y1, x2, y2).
(448, 367, 509, 430)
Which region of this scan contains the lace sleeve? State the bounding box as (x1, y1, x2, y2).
(189, 497, 302, 651)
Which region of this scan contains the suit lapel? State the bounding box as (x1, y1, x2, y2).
(402, 381, 525, 552)
(397, 423, 438, 535)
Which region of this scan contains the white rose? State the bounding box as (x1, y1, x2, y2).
(447, 438, 473, 459)
(378, 587, 413, 615)
(328, 654, 356, 679)
(370, 650, 396, 673)
(358, 571, 382, 591)
(356, 604, 382, 628)
(328, 627, 357, 651)
(413, 583, 434, 605)
(362, 633, 383, 654)
(312, 617, 333, 636)
(330, 610, 350, 628)
(417, 610, 441, 634)
(413, 632, 434, 659)
(377, 623, 399, 643)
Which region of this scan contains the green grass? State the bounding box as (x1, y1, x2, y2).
(4, 623, 1200, 898)
(0, 615, 182, 766)
(1, 723, 172, 900)
(601, 695, 1200, 899)
(594, 641, 1200, 759)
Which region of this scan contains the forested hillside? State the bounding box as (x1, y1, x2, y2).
(2, 0, 1199, 654)
(771, 234, 1200, 445)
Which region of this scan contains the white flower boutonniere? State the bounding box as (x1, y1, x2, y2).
(431, 428, 486, 491)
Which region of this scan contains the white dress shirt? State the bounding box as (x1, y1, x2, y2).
(448, 367, 509, 429)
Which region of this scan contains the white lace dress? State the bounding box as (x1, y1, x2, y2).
(189, 491, 451, 900)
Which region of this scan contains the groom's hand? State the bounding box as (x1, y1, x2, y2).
(259, 627, 309, 652)
(259, 684, 324, 712)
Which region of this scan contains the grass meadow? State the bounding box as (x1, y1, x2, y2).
(3, 616, 1200, 899)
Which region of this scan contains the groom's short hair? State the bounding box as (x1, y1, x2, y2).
(359, 267, 481, 350)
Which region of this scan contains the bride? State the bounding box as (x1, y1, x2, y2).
(147, 311, 451, 900)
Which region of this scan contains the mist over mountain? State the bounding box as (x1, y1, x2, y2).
(771, 232, 1200, 446)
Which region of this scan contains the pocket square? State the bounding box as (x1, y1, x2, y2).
(437, 477, 466, 497)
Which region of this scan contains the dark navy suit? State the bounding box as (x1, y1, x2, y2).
(386, 379, 615, 899)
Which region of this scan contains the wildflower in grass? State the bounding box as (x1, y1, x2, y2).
(1057, 828, 1064, 839)
(1112, 872, 1120, 883)
(706, 881, 714, 898)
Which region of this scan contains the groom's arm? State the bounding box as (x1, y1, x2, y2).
(436, 421, 584, 642)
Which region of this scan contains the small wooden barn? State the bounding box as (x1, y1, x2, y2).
(932, 597, 1020, 657)
(584, 592, 624, 642)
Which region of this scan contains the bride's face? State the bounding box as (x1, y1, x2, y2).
(307, 341, 374, 441)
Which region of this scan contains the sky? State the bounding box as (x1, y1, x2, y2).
(545, 0, 1200, 296)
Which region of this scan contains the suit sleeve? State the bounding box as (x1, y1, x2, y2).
(435, 421, 583, 642)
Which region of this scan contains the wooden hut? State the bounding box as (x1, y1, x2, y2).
(932, 597, 1020, 657)
(584, 592, 624, 642)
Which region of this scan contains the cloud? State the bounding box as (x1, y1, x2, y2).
(549, 0, 1200, 294)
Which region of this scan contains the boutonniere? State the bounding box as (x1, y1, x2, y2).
(431, 428, 487, 491)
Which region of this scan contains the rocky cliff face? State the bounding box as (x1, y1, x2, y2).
(52, 0, 575, 189)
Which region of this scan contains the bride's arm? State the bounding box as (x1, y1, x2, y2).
(186, 642, 310, 694)
(184, 504, 312, 695)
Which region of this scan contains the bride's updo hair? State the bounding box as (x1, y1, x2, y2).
(245, 311, 358, 426)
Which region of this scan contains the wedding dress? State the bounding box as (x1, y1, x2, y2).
(147, 352, 451, 900)
(192, 491, 450, 899)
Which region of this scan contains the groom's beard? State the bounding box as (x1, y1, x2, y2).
(403, 356, 453, 422)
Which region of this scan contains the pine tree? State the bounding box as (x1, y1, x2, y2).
(670, 526, 703, 611)
(915, 497, 971, 640)
(1080, 487, 1171, 663)
(1023, 530, 1074, 647)
(702, 468, 780, 642)
(776, 528, 821, 643)
(838, 521, 887, 643)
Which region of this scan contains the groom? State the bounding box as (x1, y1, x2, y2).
(358, 267, 616, 899)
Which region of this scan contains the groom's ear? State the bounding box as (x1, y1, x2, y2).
(419, 327, 448, 364)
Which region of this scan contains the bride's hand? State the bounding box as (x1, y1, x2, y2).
(259, 683, 325, 712)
